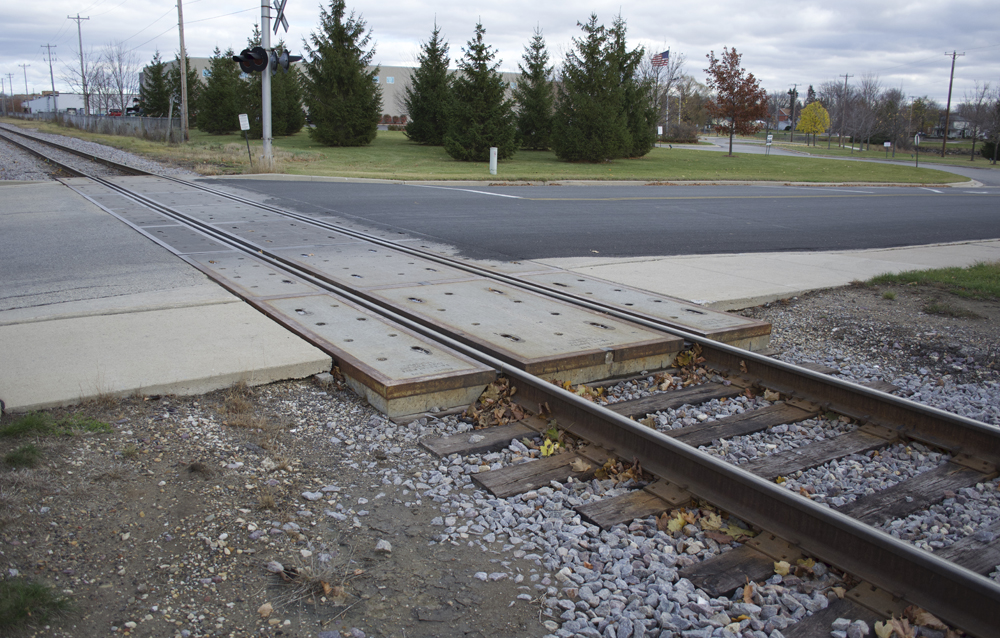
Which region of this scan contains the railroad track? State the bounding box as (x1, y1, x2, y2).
(4, 123, 1000, 637)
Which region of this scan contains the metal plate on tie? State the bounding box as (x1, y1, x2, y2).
(522, 272, 771, 349)
(370, 280, 683, 383)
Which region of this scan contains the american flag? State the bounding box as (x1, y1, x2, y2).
(651, 50, 670, 67)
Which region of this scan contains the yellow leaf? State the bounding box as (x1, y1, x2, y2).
(906, 607, 948, 631)
(796, 558, 815, 570)
(775, 476, 786, 484)
(569, 458, 591, 473)
(874, 621, 893, 638)
(700, 513, 723, 531)
(774, 561, 790, 576)
(667, 514, 686, 534)
(763, 390, 781, 402)
(540, 439, 558, 457)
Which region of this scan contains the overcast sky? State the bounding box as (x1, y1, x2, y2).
(5, 0, 998, 105)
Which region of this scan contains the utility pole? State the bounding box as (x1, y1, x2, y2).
(1, 76, 6, 116)
(261, 0, 273, 168)
(838, 73, 853, 149)
(18, 64, 31, 98)
(177, 0, 190, 141)
(68, 14, 90, 114)
(42, 44, 58, 114)
(5, 73, 15, 114)
(940, 51, 964, 158)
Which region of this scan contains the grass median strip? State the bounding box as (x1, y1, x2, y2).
(2, 118, 964, 184)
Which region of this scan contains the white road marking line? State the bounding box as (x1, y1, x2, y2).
(409, 184, 523, 199)
(921, 188, 943, 193)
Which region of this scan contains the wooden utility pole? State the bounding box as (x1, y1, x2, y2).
(41, 44, 57, 114)
(940, 51, 964, 158)
(177, 0, 190, 141)
(68, 14, 90, 114)
(838, 74, 853, 149)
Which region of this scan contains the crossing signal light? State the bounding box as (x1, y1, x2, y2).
(232, 47, 268, 74)
(270, 49, 303, 75)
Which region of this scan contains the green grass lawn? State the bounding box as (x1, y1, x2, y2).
(868, 261, 1000, 300)
(772, 142, 999, 169)
(265, 130, 962, 183)
(1, 118, 967, 183)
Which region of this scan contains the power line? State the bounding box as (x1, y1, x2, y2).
(187, 6, 257, 25)
(122, 6, 177, 43)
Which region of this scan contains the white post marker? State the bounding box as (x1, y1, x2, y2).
(657, 126, 663, 136)
(239, 113, 253, 166)
(884, 140, 891, 159)
(489, 147, 498, 176)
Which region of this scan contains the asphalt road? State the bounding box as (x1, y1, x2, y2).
(211, 176, 1000, 262)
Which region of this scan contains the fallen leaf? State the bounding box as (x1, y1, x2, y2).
(667, 514, 686, 534)
(831, 586, 846, 599)
(569, 458, 591, 473)
(739, 360, 748, 373)
(905, 606, 948, 631)
(774, 561, 790, 576)
(874, 621, 893, 638)
(763, 390, 781, 402)
(258, 602, 273, 618)
(796, 558, 815, 570)
(775, 476, 786, 484)
(705, 531, 733, 544)
(742, 583, 754, 604)
(700, 513, 723, 531)
(540, 439, 558, 457)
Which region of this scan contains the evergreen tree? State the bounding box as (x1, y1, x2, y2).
(403, 23, 451, 145)
(552, 15, 629, 162)
(806, 85, 817, 105)
(301, 0, 381, 147)
(240, 26, 306, 138)
(139, 50, 171, 116)
(167, 49, 203, 127)
(512, 27, 554, 150)
(196, 48, 242, 134)
(443, 22, 518, 162)
(609, 15, 655, 158)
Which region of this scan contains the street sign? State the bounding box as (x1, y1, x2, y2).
(239, 114, 250, 131)
(884, 142, 891, 148)
(766, 134, 773, 142)
(273, 0, 289, 34)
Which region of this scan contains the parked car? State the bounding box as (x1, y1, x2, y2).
(108, 109, 122, 117)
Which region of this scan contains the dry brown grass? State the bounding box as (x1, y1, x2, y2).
(257, 487, 278, 511)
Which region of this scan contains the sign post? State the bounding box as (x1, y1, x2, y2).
(765, 134, 773, 157)
(914, 134, 919, 168)
(884, 141, 891, 159)
(239, 113, 252, 166)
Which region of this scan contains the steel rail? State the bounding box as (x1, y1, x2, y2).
(9, 125, 1000, 635)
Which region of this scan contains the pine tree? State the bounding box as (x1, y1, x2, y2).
(551, 15, 629, 162)
(609, 15, 656, 158)
(240, 26, 306, 138)
(167, 49, 203, 127)
(443, 23, 518, 162)
(512, 27, 554, 150)
(301, 0, 381, 147)
(196, 48, 242, 134)
(806, 85, 817, 105)
(403, 23, 451, 145)
(139, 50, 171, 117)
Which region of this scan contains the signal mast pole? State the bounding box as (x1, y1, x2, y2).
(261, 0, 273, 168)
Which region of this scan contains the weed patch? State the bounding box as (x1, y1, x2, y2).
(4, 444, 42, 469)
(0, 578, 72, 631)
(0, 413, 110, 438)
(882, 291, 896, 300)
(923, 302, 983, 319)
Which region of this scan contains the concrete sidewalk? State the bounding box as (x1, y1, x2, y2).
(0, 182, 331, 413)
(537, 239, 1000, 311)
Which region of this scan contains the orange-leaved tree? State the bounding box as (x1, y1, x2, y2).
(704, 47, 767, 156)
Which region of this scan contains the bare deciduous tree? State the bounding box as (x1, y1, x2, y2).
(958, 82, 992, 161)
(764, 90, 787, 134)
(60, 47, 99, 114)
(102, 40, 141, 112)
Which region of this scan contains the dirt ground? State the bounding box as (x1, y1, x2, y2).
(0, 382, 546, 638)
(2, 281, 998, 638)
